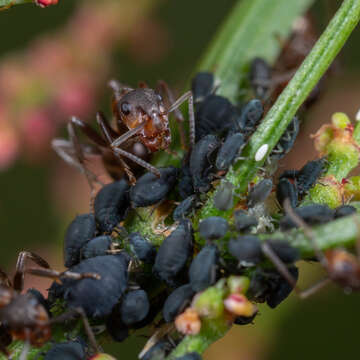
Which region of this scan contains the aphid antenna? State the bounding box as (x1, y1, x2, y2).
(283, 199, 328, 267)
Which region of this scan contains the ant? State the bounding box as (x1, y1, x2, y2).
(275, 199, 360, 298)
(52, 80, 195, 188)
(0, 251, 100, 358)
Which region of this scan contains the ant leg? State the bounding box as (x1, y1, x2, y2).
(108, 79, 132, 102)
(283, 199, 328, 267)
(25, 268, 100, 282)
(111, 124, 145, 148)
(50, 307, 99, 354)
(0, 268, 12, 288)
(96, 111, 119, 140)
(19, 340, 30, 360)
(68, 121, 100, 203)
(159, 82, 195, 150)
(157, 81, 187, 151)
(298, 277, 332, 299)
(112, 147, 161, 178)
(13, 252, 50, 292)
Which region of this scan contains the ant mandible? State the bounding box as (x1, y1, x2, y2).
(52, 80, 195, 187)
(0, 251, 100, 358)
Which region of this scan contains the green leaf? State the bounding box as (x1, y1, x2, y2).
(197, 0, 315, 102)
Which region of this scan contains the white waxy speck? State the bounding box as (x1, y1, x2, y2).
(255, 144, 269, 162)
(355, 107, 360, 122)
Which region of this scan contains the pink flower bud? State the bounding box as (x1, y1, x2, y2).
(175, 308, 201, 335)
(35, 0, 59, 8)
(224, 294, 257, 317)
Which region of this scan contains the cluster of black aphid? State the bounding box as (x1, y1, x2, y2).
(37, 69, 313, 360)
(16, 62, 355, 360)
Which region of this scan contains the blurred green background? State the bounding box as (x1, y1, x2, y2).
(0, 0, 360, 359)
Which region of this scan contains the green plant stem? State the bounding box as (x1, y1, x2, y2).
(196, 0, 314, 102)
(231, 0, 360, 193)
(0, 0, 34, 9)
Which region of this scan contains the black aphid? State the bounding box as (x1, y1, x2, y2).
(189, 244, 219, 292)
(189, 134, 220, 192)
(214, 181, 234, 211)
(195, 95, 237, 140)
(266, 266, 299, 308)
(64, 213, 96, 268)
(175, 353, 202, 360)
(296, 158, 325, 195)
(236, 99, 264, 134)
(280, 204, 335, 230)
(178, 163, 194, 200)
(215, 132, 245, 171)
(129, 232, 156, 264)
(44, 339, 85, 360)
(198, 216, 228, 240)
(276, 177, 298, 208)
(141, 340, 174, 360)
(191, 72, 215, 104)
(81, 235, 112, 260)
(106, 304, 129, 342)
(130, 167, 178, 207)
(163, 284, 195, 323)
(120, 289, 150, 326)
(228, 235, 263, 266)
(266, 239, 300, 263)
(247, 179, 273, 208)
(153, 220, 193, 285)
(249, 57, 271, 100)
(334, 204, 357, 219)
(173, 195, 197, 222)
(62, 254, 129, 317)
(94, 179, 130, 233)
(248, 267, 299, 308)
(234, 311, 258, 326)
(233, 210, 258, 232)
(271, 116, 299, 160)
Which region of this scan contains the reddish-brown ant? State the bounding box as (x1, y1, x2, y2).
(52, 80, 194, 187)
(0, 251, 100, 358)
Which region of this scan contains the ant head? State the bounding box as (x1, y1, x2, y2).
(117, 88, 167, 131)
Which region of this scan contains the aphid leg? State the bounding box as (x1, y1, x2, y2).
(283, 199, 328, 267)
(112, 147, 161, 178)
(50, 307, 99, 354)
(13, 251, 50, 292)
(25, 268, 101, 281)
(261, 241, 299, 289)
(157, 81, 187, 150)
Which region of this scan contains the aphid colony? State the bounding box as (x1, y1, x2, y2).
(8, 60, 358, 360)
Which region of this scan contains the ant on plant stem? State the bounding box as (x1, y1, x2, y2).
(52, 79, 195, 188)
(0, 251, 100, 359)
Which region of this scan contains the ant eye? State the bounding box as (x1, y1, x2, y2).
(121, 101, 132, 115)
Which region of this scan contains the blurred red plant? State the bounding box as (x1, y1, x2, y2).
(0, 0, 160, 168)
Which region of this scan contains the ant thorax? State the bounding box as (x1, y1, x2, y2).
(117, 88, 171, 152)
